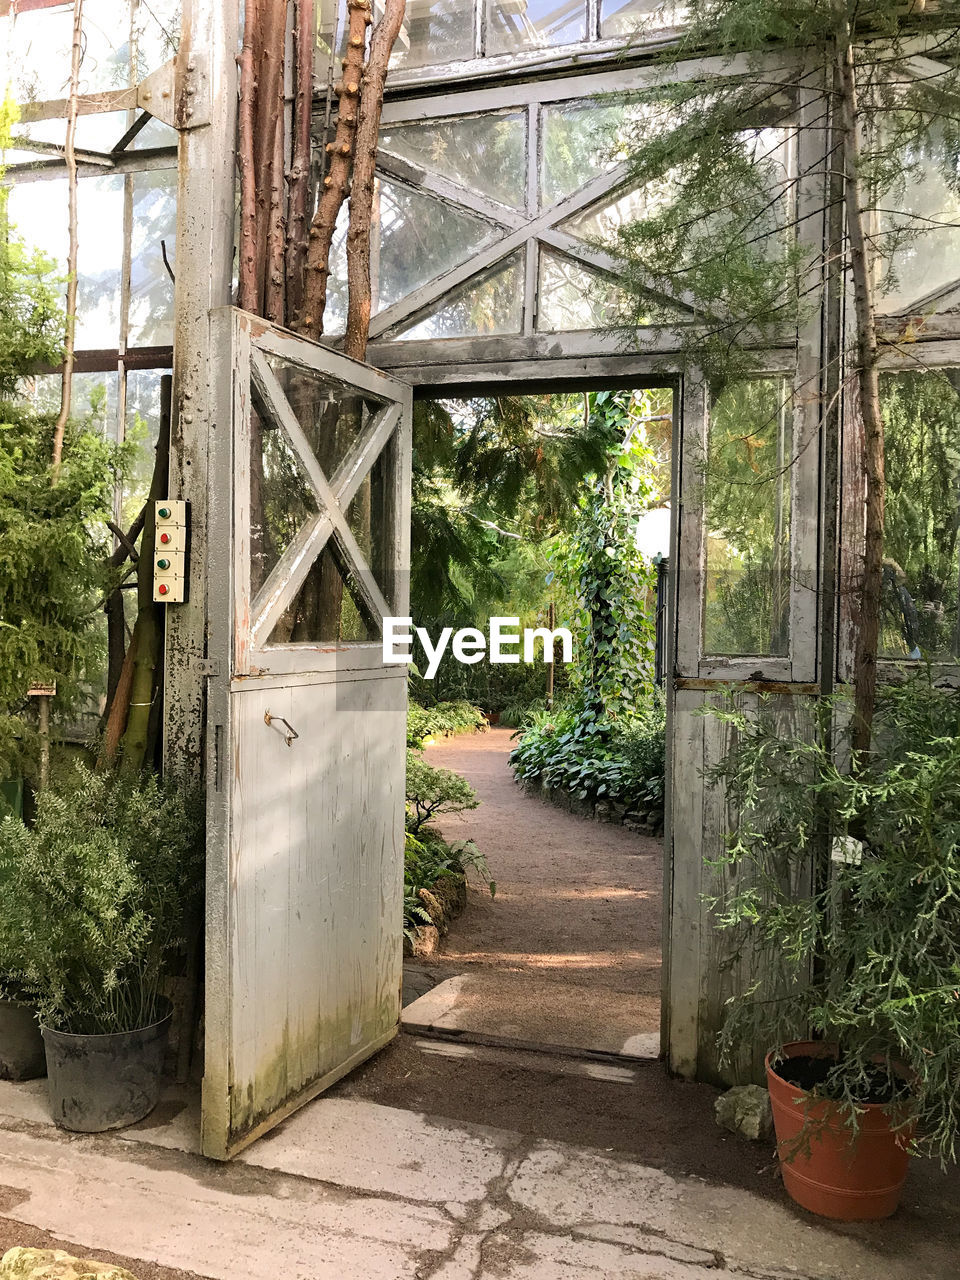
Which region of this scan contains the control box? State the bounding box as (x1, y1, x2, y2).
(153, 500, 189, 603)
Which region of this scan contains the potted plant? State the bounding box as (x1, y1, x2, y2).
(706, 675, 960, 1220)
(0, 764, 201, 1131)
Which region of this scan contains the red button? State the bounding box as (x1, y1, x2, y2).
(160, 532, 171, 544)
(158, 583, 169, 596)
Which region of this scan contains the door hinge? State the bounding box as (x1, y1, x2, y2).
(196, 657, 222, 677)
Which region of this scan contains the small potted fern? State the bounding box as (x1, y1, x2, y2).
(707, 675, 960, 1220)
(0, 764, 201, 1131)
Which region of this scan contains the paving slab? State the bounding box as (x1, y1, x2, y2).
(402, 971, 660, 1060)
(235, 1096, 520, 1204)
(507, 1141, 958, 1280)
(0, 1126, 450, 1280)
(0, 1100, 957, 1280)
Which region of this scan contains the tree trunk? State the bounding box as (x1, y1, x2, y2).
(285, 0, 314, 320)
(237, 0, 260, 312)
(50, 0, 83, 480)
(264, 102, 288, 324)
(298, 0, 371, 338)
(837, 28, 885, 759)
(253, 0, 288, 313)
(344, 0, 406, 362)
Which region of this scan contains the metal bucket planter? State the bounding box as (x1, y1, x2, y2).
(766, 1040, 912, 1221)
(41, 1000, 172, 1133)
(0, 997, 46, 1081)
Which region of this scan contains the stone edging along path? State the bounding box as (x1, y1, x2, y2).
(514, 772, 665, 839)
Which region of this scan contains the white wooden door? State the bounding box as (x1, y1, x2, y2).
(202, 308, 412, 1159)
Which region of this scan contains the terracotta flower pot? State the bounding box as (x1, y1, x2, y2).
(766, 1040, 912, 1221)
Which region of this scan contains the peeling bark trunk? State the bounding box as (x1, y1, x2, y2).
(253, 0, 288, 314)
(285, 0, 314, 319)
(237, 0, 260, 312)
(298, 0, 371, 339)
(838, 29, 885, 759)
(344, 0, 406, 363)
(50, 0, 83, 480)
(264, 103, 288, 324)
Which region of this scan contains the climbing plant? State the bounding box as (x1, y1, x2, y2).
(567, 390, 660, 725)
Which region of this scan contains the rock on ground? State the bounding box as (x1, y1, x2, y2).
(0, 1249, 139, 1280)
(714, 1084, 773, 1142)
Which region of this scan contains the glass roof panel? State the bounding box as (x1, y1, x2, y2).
(485, 0, 586, 57)
(324, 178, 500, 333)
(380, 112, 527, 210)
(540, 98, 646, 208)
(385, 0, 476, 68)
(397, 251, 524, 339)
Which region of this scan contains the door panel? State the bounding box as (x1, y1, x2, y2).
(202, 308, 412, 1159)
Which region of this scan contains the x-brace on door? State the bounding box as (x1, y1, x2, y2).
(202, 309, 412, 1159)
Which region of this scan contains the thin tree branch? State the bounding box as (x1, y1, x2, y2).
(51, 0, 83, 482)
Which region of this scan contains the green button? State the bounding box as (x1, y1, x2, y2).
(158, 506, 171, 519)
(157, 558, 170, 570)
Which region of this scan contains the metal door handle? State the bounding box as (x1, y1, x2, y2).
(264, 709, 299, 746)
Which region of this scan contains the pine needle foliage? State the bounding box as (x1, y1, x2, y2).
(608, 1, 960, 391)
(706, 674, 960, 1163)
(0, 100, 131, 779)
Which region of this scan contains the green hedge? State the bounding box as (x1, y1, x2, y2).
(510, 691, 665, 812)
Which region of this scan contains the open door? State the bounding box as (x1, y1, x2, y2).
(201, 308, 412, 1159)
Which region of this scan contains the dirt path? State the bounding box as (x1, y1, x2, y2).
(425, 727, 661, 1003)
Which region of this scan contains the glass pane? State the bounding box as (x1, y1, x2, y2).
(703, 379, 792, 657)
(600, 0, 684, 39)
(23, 371, 119, 437)
(879, 370, 960, 661)
(537, 249, 629, 330)
(485, 0, 586, 57)
(540, 99, 642, 207)
(380, 112, 526, 210)
(877, 129, 960, 313)
(134, 0, 181, 78)
(250, 405, 320, 599)
(324, 178, 498, 332)
(8, 174, 125, 349)
(123, 369, 168, 527)
(384, 0, 475, 68)
(128, 168, 178, 346)
(563, 182, 673, 243)
(9, 3, 132, 101)
(131, 117, 179, 150)
(262, 355, 385, 480)
(13, 113, 128, 155)
(267, 545, 380, 645)
(264, 449, 393, 646)
(397, 252, 524, 338)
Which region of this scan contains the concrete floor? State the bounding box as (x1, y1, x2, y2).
(1, 1068, 959, 1280)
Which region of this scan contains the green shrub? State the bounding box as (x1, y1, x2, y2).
(405, 748, 479, 833)
(0, 764, 202, 1033)
(406, 698, 487, 746)
(708, 675, 960, 1163)
(510, 689, 665, 810)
